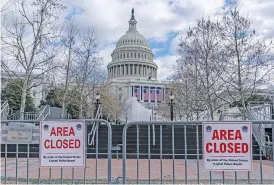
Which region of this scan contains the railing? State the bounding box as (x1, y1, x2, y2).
(6, 105, 51, 120)
(37, 105, 50, 120)
(248, 102, 273, 121)
(222, 113, 245, 121)
(247, 102, 273, 158)
(88, 105, 102, 146)
(7, 111, 40, 120)
(1, 101, 9, 120)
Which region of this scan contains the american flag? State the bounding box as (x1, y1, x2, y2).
(150, 87, 155, 102)
(143, 86, 149, 102)
(134, 86, 140, 101)
(156, 87, 163, 103)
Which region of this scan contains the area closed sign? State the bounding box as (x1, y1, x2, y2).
(40, 120, 85, 167)
(203, 122, 252, 171)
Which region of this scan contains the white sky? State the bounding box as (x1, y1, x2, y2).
(1, 0, 274, 81)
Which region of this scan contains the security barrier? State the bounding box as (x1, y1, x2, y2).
(1, 120, 274, 184)
(1, 119, 112, 184)
(122, 121, 274, 184)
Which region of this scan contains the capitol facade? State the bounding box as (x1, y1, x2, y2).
(106, 9, 170, 107)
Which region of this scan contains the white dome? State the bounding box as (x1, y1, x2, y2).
(107, 8, 158, 81)
(116, 31, 149, 48)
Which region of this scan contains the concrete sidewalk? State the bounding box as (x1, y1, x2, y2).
(1, 158, 274, 184)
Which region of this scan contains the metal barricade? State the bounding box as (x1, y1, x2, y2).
(122, 121, 274, 184)
(1, 119, 112, 184)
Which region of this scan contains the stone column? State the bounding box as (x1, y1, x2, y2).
(110, 67, 112, 77)
(144, 65, 146, 76)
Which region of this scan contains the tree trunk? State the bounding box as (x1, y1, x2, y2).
(61, 90, 68, 119)
(79, 91, 84, 119)
(19, 78, 28, 120)
(19, 73, 30, 120)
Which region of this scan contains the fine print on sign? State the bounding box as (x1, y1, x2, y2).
(40, 121, 85, 168)
(7, 122, 33, 143)
(203, 122, 252, 171)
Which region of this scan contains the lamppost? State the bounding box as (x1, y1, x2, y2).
(169, 92, 175, 121)
(154, 112, 157, 121)
(94, 91, 100, 118)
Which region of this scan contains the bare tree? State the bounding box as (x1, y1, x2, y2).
(72, 29, 104, 119)
(100, 85, 126, 123)
(59, 19, 78, 118)
(173, 17, 226, 120)
(1, 0, 65, 119)
(1, 0, 13, 12)
(218, 2, 274, 115)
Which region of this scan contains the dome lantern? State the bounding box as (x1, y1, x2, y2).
(128, 8, 137, 32)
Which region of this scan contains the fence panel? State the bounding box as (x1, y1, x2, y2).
(1, 119, 112, 184)
(122, 121, 274, 184)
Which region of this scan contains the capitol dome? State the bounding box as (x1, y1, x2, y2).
(116, 32, 149, 48)
(107, 8, 158, 80)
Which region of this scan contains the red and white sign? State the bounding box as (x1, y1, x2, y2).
(40, 120, 85, 168)
(203, 122, 252, 171)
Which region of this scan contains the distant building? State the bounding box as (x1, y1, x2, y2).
(1, 71, 45, 109)
(106, 9, 170, 109)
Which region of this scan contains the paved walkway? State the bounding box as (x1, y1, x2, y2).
(1, 158, 274, 184)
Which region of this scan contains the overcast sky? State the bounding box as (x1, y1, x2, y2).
(2, 0, 274, 81)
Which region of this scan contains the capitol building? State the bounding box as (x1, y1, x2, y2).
(106, 9, 170, 109)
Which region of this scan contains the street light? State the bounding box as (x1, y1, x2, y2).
(94, 91, 100, 118)
(169, 92, 175, 121)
